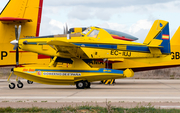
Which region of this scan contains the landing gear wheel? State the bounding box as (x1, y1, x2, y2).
(27, 80, 33, 84)
(9, 83, 15, 89)
(100, 81, 104, 84)
(76, 81, 85, 89)
(84, 81, 91, 88)
(86, 82, 91, 88)
(17, 80, 21, 84)
(17, 82, 23, 88)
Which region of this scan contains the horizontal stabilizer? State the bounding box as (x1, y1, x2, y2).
(147, 39, 163, 48)
(0, 17, 32, 23)
(149, 47, 162, 55)
(148, 39, 162, 54)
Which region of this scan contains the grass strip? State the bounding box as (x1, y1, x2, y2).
(0, 105, 180, 113)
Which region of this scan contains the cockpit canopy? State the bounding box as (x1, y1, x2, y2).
(69, 27, 138, 41)
(103, 28, 138, 41)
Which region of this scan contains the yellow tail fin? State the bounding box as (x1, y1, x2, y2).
(0, 0, 44, 66)
(144, 20, 170, 54)
(0, 0, 43, 37)
(170, 26, 180, 45)
(143, 20, 168, 44)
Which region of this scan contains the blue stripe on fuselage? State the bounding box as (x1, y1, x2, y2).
(73, 43, 150, 53)
(73, 43, 117, 49)
(35, 68, 124, 74)
(126, 46, 149, 52)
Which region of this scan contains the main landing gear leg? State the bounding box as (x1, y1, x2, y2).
(8, 71, 15, 89)
(7, 69, 24, 89)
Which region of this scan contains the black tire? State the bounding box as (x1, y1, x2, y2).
(27, 80, 33, 84)
(86, 82, 91, 88)
(113, 79, 115, 84)
(100, 81, 104, 84)
(76, 81, 85, 89)
(84, 81, 91, 88)
(17, 82, 23, 88)
(9, 83, 15, 89)
(17, 80, 21, 84)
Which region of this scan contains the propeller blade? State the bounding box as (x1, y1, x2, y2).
(15, 25, 18, 40)
(13, 44, 18, 50)
(14, 25, 21, 66)
(65, 23, 68, 34)
(17, 25, 21, 40)
(16, 47, 19, 66)
(63, 26, 65, 34)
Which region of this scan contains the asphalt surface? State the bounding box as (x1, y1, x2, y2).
(0, 79, 180, 108)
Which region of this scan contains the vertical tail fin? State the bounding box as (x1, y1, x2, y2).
(0, 0, 44, 66)
(170, 26, 180, 45)
(0, 0, 43, 37)
(144, 20, 170, 54)
(170, 27, 180, 60)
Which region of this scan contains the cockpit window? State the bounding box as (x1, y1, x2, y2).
(82, 28, 91, 35)
(87, 30, 99, 38)
(0, 0, 10, 15)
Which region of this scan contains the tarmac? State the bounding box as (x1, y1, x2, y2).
(0, 79, 180, 108)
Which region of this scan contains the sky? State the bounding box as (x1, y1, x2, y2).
(0, 0, 180, 43)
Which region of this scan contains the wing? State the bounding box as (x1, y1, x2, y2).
(47, 40, 88, 58)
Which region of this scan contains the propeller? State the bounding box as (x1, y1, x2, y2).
(63, 23, 68, 34)
(11, 25, 21, 66)
(63, 23, 71, 39)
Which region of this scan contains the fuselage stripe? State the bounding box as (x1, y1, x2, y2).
(35, 68, 123, 74)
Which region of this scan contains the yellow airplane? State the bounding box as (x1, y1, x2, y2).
(0, 0, 49, 67)
(8, 19, 174, 89)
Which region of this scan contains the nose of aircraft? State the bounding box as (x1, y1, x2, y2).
(10, 39, 18, 45)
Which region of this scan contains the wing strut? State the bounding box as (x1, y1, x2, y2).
(48, 56, 57, 67)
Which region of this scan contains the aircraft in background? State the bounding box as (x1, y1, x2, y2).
(8, 19, 176, 89)
(0, 0, 50, 67)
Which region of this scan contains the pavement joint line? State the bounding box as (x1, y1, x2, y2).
(155, 79, 180, 91)
(1, 96, 180, 99)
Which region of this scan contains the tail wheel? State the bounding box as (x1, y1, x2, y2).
(17, 82, 23, 88)
(9, 83, 15, 89)
(76, 81, 85, 89)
